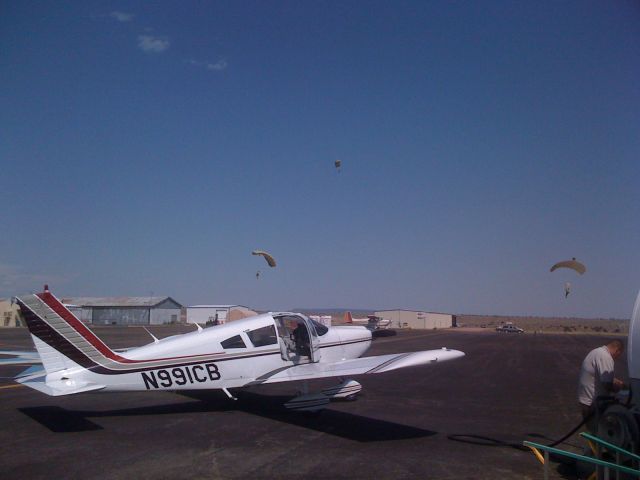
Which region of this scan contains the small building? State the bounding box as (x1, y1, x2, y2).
(375, 310, 454, 329)
(186, 305, 257, 325)
(62, 297, 183, 325)
(0, 300, 23, 327)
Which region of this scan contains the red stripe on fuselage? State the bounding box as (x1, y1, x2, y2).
(37, 291, 130, 362)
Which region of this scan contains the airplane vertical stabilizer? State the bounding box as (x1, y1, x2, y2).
(15, 286, 122, 375)
(30, 334, 82, 374)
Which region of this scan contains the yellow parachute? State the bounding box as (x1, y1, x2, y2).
(252, 250, 276, 268)
(550, 258, 586, 275)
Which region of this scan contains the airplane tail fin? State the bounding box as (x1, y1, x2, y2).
(15, 285, 121, 376)
(344, 311, 353, 324)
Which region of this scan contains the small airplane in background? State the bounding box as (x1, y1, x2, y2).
(5, 286, 464, 412)
(344, 311, 392, 330)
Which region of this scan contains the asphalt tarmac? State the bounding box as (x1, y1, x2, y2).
(0, 327, 628, 479)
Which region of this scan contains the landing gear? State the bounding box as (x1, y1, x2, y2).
(597, 404, 640, 452)
(284, 393, 330, 412)
(576, 404, 640, 478)
(322, 379, 362, 400)
(283, 379, 362, 412)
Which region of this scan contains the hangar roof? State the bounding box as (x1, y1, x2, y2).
(188, 305, 250, 309)
(62, 297, 182, 308)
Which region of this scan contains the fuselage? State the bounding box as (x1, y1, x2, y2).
(61, 313, 372, 393)
(17, 290, 466, 399)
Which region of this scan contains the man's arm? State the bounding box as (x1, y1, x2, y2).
(613, 378, 626, 391)
(596, 351, 621, 393)
(601, 378, 626, 394)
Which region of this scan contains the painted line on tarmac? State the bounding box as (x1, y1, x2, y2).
(0, 384, 23, 390)
(0, 343, 34, 349)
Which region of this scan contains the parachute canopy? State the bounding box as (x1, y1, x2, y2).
(252, 250, 276, 267)
(550, 258, 586, 275)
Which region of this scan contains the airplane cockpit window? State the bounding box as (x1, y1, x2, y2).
(310, 319, 328, 336)
(221, 335, 246, 349)
(247, 325, 277, 347)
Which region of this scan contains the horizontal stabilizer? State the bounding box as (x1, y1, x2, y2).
(17, 372, 106, 396)
(16, 365, 45, 378)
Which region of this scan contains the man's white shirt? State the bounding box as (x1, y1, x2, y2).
(578, 345, 614, 406)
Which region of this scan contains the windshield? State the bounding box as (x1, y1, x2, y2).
(310, 319, 328, 336)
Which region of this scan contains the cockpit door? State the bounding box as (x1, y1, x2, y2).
(303, 316, 321, 363)
(274, 315, 320, 364)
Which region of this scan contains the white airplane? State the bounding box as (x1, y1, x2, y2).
(344, 311, 392, 330)
(8, 287, 464, 411)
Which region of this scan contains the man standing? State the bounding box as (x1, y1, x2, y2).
(577, 339, 626, 428)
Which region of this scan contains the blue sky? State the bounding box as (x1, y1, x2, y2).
(1, 1, 638, 317)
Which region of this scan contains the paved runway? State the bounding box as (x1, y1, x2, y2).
(0, 327, 628, 479)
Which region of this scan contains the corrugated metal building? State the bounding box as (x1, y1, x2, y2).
(186, 305, 257, 325)
(0, 300, 23, 327)
(62, 297, 183, 325)
(375, 310, 454, 329)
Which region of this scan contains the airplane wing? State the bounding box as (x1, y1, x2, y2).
(246, 348, 464, 386)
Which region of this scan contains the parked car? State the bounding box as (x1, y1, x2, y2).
(496, 324, 524, 333)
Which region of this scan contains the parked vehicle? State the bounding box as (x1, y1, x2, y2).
(496, 323, 524, 333)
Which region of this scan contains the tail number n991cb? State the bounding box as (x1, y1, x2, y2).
(141, 363, 221, 390)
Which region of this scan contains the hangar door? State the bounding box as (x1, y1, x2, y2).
(92, 307, 150, 325)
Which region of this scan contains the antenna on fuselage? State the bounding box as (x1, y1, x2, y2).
(143, 327, 159, 344)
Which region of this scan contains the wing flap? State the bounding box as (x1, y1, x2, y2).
(246, 348, 464, 386)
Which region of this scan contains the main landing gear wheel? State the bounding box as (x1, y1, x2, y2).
(597, 404, 640, 452)
(577, 405, 639, 478)
(321, 379, 362, 400)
